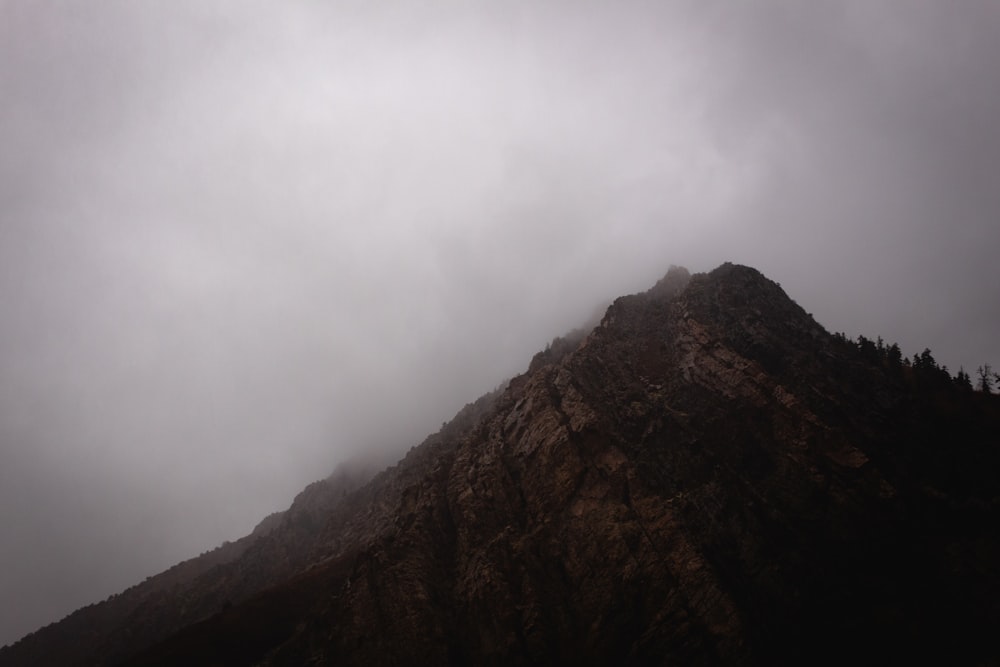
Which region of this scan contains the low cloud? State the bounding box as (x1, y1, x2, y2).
(2, 0, 998, 646)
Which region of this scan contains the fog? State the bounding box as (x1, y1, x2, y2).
(2, 0, 999, 646)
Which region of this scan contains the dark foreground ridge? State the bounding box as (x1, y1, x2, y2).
(4, 263, 999, 666)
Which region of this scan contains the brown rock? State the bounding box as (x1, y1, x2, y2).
(4, 263, 999, 666)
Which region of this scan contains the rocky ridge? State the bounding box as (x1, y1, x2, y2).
(3, 263, 998, 666)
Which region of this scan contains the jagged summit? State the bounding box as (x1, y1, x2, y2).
(3, 263, 998, 666)
(645, 263, 691, 299)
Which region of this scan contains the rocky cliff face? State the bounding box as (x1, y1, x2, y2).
(4, 264, 999, 666)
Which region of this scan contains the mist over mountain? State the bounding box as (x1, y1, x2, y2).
(4, 0, 1000, 653)
(4, 264, 998, 666)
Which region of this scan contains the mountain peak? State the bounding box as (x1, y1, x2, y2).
(4, 263, 998, 666)
(646, 263, 691, 299)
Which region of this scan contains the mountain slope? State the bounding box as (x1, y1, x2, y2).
(4, 263, 999, 666)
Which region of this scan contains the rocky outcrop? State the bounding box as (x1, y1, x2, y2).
(4, 263, 999, 666)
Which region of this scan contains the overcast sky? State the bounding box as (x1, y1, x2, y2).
(2, 0, 999, 647)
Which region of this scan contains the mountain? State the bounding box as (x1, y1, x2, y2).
(3, 263, 998, 666)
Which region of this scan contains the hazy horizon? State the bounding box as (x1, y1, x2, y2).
(3, 0, 1000, 646)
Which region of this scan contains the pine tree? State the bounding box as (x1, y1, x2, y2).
(955, 367, 973, 391)
(886, 343, 903, 374)
(977, 364, 994, 394)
